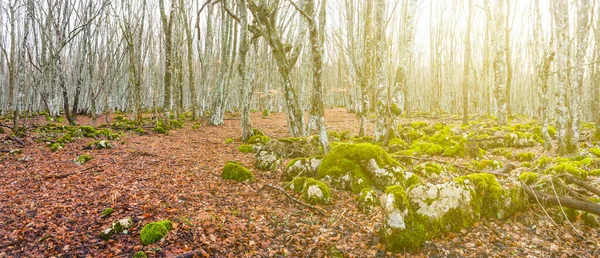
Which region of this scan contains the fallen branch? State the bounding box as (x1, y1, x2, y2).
(558, 173, 600, 197)
(263, 184, 326, 215)
(173, 249, 210, 258)
(0, 149, 10, 153)
(521, 181, 600, 216)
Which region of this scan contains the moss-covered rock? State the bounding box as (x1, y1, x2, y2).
(99, 217, 134, 240)
(255, 150, 281, 171)
(140, 220, 172, 245)
(409, 141, 444, 156)
(134, 127, 145, 135)
(153, 126, 168, 134)
(132, 251, 147, 258)
(301, 178, 331, 205)
(544, 161, 587, 179)
(238, 144, 254, 153)
(284, 157, 321, 181)
(221, 162, 254, 182)
(225, 138, 234, 144)
(357, 188, 380, 213)
(519, 172, 540, 185)
(413, 162, 443, 178)
(79, 125, 97, 138)
(265, 137, 321, 158)
(247, 135, 270, 145)
(87, 140, 113, 149)
(317, 143, 405, 193)
(470, 159, 503, 170)
(589, 148, 600, 158)
(514, 152, 535, 162)
(288, 176, 309, 193)
(49, 142, 64, 152)
(74, 154, 93, 165)
(101, 207, 114, 218)
(387, 138, 409, 152)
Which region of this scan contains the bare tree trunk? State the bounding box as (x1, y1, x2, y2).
(358, 0, 373, 137)
(374, 0, 389, 142)
(552, 0, 570, 153)
(569, 0, 591, 151)
(462, 0, 473, 126)
(180, 0, 198, 120)
(159, 0, 176, 122)
(493, 0, 507, 125)
(505, 0, 513, 118)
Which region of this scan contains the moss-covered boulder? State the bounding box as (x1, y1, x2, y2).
(238, 144, 254, 153)
(247, 135, 270, 145)
(74, 154, 93, 165)
(386, 138, 409, 152)
(140, 220, 173, 245)
(519, 172, 540, 185)
(284, 157, 321, 181)
(221, 161, 254, 182)
(255, 150, 281, 171)
(100, 207, 114, 218)
(86, 140, 113, 149)
(99, 217, 134, 240)
(381, 173, 527, 252)
(317, 143, 405, 193)
(357, 188, 380, 213)
(264, 137, 321, 158)
(288, 177, 309, 193)
(301, 178, 331, 205)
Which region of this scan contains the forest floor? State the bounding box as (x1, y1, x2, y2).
(0, 108, 599, 257)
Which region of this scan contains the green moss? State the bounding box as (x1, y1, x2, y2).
(262, 109, 269, 116)
(327, 245, 344, 258)
(153, 126, 168, 134)
(590, 148, 600, 158)
(288, 177, 308, 193)
(225, 138, 234, 144)
(410, 141, 444, 156)
(221, 161, 254, 182)
(381, 185, 429, 252)
(301, 178, 331, 205)
(49, 143, 64, 152)
(101, 208, 114, 218)
(79, 126, 97, 138)
(134, 127, 145, 135)
(583, 213, 599, 227)
(238, 144, 254, 153)
(192, 123, 201, 130)
(515, 152, 535, 162)
(132, 251, 147, 258)
(87, 140, 113, 149)
(247, 135, 270, 145)
(74, 154, 93, 165)
(56, 133, 73, 144)
(251, 128, 264, 136)
(140, 220, 172, 245)
(387, 138, 409, 152)
(410, 121, 429, 129)
(471, 159, 502, 170)
(317, 143, 404, 192)
(519, 172, 540, 185)
(413, 162, 443, 177)
(454, 173, 504, 219)
(357, 188, 379, 213)
(544, 162, 587, 179)
(170, 120, 184, 129)
(284, 157, 320, 181)
(590, 169, 600, 176)
(521, 162, 532, 168)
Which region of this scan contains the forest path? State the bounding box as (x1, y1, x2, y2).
(0, 109, 594, 257)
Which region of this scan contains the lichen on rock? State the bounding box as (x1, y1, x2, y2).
(255, 150, 281, 171)
(284, 157, 321, 181)
(357, 188, 380, 213)
(99, 217, 133, 240)
(301, 178, 331, 205)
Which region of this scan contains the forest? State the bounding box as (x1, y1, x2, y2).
(1, 0, 600, 256)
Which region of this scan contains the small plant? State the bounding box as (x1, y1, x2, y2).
(132, 251, 147, 258)
(49, 143, 64, 152)
(134, 127, 145, 135)
(192, 123, 200, 130)
(262, 109, 269, 117)
(225, 138, 234, 144)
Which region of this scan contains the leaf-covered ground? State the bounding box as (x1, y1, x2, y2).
(1, 109, 599, 257)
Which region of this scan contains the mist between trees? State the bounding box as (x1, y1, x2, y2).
(1, 0, 599, 153)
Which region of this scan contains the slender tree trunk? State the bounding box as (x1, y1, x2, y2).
(159, 0, 176, 122)
(569, 0, 591, 151)
(374, 0, 388, 142)
(359, 0, 373, 137)
(505, 0, 513, 118)
(493, 0, 508, 125)
(462, 0, 473, 126)
(552, 0, 570, 153)
(180, 0, 197, 120)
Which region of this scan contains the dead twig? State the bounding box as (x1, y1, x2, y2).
(558, 173, 600, 197)
(263, 184, 326, 215)
(520, 181, 600, 216)
(44, 172, 77, 179)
